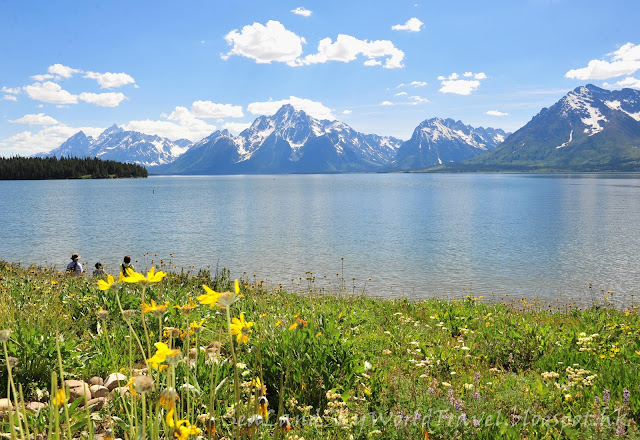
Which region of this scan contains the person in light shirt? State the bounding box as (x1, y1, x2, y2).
(66, 253, 83, 276)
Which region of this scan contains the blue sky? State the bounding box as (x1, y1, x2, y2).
(1, 0, 640, 156)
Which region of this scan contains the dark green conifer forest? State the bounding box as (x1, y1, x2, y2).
(0, 156, 147, 180)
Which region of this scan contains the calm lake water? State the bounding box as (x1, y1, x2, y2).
(1, 173, 639, 306)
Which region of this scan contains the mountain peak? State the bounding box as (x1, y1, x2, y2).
(273, 104, 307, 122)
(101, 124, 124, 136)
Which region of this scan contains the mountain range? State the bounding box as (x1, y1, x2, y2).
(42, 124, 192, 167)
(453, 84, 640, 171)
(40, 84, 640, 173)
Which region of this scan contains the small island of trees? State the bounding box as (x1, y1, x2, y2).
(0, 156, 148, 180)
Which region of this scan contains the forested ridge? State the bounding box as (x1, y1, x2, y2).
(0, 156, 148, 180)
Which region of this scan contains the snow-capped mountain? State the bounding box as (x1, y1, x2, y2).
(43, 124, 192, 166)
(392, 118, 508, 170)
(465, 84, 640, 171)
(153, 104, 403, 174)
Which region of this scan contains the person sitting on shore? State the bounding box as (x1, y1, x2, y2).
(93, 262, 107, 277)
(66, 253, 83, 276)
(121, 255, 134, 276)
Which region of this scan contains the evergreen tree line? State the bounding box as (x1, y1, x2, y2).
(0, 156, 148, 180)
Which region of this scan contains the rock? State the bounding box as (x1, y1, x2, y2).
(110, 386, 130, 398)
(103, 373, 127, 391)
(26, 402, 47, 412)
(189, 347, 198, 359)
(0, 398, 12, 411)
(88, 376, 104, 386)
(90, 385, 109, 399)
(63, 380, 91, 405)
(86, 397, 106, 410)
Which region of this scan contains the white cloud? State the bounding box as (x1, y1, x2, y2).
(0, 124, 104, 156)
(291, 6, 312, 17)
(380, 101, 393, 106)
(603, 76, 640, 89)
(24, 82, 78, 104)
(30, 74, 54, 81)
(222, 20, 306, 65)
(566, 42, 640, 80)
(395, 91, 408, 96)
(409, 96, 429, 104)
(410, 81, 427, 87)
(9, 113, 59, 125)
(48, 64, 81, 79)
(78, 92, 127, 107)
(1, 86, 20, 94)
(438, 72, 486, 95)
(391, 17, 424, 32)
(364, 59, 382, 66)
(191, 101, 244, 118)
(124, 106, 216, 141)
(486, 110, 508, 116)
(222, 121, 252, 134)
(83, 71, 136, 89)
(342, 109, 352, 114)
(247, 96, 335, 120)
(3, 95, 17, 101)
(303, 34, 404, 69)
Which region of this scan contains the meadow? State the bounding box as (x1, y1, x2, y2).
(0, 261, 639, 439)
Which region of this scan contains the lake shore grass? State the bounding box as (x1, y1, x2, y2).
(1, 261, 639, 439)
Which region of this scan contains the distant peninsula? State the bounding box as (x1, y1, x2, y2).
(0, 156, 148, 180)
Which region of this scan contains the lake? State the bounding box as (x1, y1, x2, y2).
(1, 173, 639, 306)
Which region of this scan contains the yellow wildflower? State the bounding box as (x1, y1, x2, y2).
(123, 267, 166, 285)
(97, 273, 124, 291)
(189, 319, 205, 332)
(160, 387, 178, 409)
(147, 342, 181, 369)
(275, 320, 282, 327)
(288, 318, 308, 330)
(174, 300, 198, 314)
(258, 396, 269, 419)
(230, 313, 254, 344)
(52, 388, 66, 406)
(198, 285, 221, 308)
(141, 299, 170, 316)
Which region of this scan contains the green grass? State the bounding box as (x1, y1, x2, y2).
(1, 261, 639, 439)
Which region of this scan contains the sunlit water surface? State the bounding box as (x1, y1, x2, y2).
(1, 173, 639, 306)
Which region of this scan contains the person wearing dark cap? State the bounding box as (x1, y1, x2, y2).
(66, 253, 83, 276)
(93, 262, 107, 277)
(121, 255, 134, 276)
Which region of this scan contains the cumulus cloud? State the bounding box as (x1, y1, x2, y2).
(410, 80, 427, 87)
(291, 6, 312, 17)
(78, 92, 127, 107)
(247, 96, 335, 120)
(303, 34, 404, 69)
(364, 59, 382, 67)
(603, 76, 640, 89)
(222, 20, 306, 65)
(566, 43, 640, 80)
(24, 82, 78, 104)
(2, 86, 20, 94)
(191, 101, 244, 118)
(124, 106, 216, 142)
(83, 71, 137, 89)
(0, 124, 104, 156)
(3, 95, 17, 101)
(391, 17, 424, 32)
(380, 101, 393, 106)
(342, 109, 352, 114)
(48, 64, 81, 79)
(222, 121, 252, 133)
(30, 74, 54, 81)
(9, 113, 59, 125)
(438, 72, 486, 95)
(486, 110, 508, 116)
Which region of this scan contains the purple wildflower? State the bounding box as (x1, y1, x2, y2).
(473, 391, 481, 400)
(473, 372, 480, 382)
(623, 388, 631, 405)
(603, 389, 611, 405)
(459, 412, 467, 422)
(427, 387, 434, 394)
(509, 352, 514, 362)
(472, 418, 480, 427)
(616, 422, 626, 435)
(595, 396, 600, 405)
(454, 399, 463, 411)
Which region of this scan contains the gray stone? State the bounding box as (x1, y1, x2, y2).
(66, 381, 91, 405)
(110, 386, 130, 398)
(88, 376, 104, 386)
(26, 401, 47, 412)
(103, 373, 127, 391)
(86, 397, 106, 410)
(89, 385, 109, 399)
